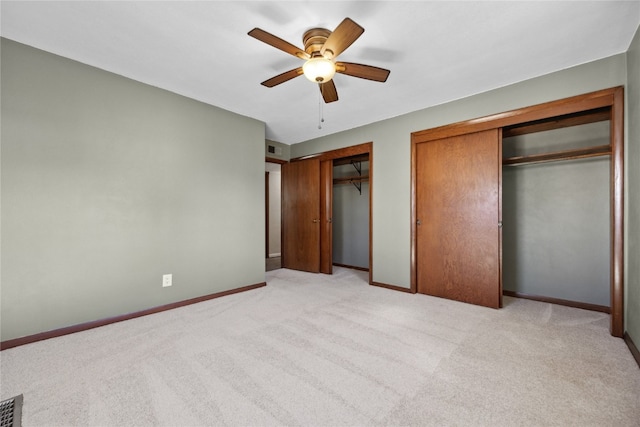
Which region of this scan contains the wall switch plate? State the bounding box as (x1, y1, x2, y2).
(162, 274, 172, 287)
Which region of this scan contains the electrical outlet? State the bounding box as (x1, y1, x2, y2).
(162, 274, 172, 287)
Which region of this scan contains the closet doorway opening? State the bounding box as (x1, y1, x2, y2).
(332, 154, 370, 273)
(284, 142, 373, 283)
(502, 119, 612, 313)
(411, 86, 624, 337)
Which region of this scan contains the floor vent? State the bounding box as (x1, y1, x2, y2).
(0, 395, 22, 427)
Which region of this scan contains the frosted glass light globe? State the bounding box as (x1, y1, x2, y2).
(302, 57, 336, 83)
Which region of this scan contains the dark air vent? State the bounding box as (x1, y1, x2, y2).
(0, 394, 23, 427)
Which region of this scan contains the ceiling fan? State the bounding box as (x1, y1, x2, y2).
(248, 18, 390, 103)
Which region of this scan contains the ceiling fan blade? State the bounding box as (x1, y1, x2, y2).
(320, 80, 338, 103)
(320, 18, 364, 59)
(335, 62, 390, 82)
(261, 68, 304, 87)
(248, 28, 310, 60)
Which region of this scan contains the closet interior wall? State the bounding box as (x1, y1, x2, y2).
(332, 159, 370, 270)
(502, 121, 611, 307)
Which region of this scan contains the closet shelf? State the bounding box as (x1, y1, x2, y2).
(334, 158, 368, 194)
(502, 107, 610, 138)
(503, 145, 611, 166)
(333, 175, 370, 185)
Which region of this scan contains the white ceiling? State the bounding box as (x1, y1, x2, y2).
(2, 1, 639, 145)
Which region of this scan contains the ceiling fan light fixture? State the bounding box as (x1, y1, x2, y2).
(302, 57, 336, 83)
(249, 18, 389, 104)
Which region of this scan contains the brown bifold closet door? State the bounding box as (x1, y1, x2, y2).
(415, 129, 502, 308)
(282, 158, 321, 273)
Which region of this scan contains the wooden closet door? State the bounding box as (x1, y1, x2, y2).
(282, 159, 321, 272)
(319, 160, 333, 274)
(416, 129, 501, 308)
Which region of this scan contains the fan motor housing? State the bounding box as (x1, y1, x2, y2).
(303, 28, 331, 56)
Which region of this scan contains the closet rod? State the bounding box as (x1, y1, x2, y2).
(503, 144, 611, 166)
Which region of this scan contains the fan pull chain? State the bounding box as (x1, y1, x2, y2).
(318, 84, 325, 129)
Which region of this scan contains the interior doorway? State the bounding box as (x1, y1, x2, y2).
(266, 160, 284, 271)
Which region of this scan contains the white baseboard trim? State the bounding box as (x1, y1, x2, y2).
(268, 253, 281, 258)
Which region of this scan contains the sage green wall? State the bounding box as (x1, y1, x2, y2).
(626, 25, 640, 344)
(1, 39, 266, 341)
(291, 53, 627, 290)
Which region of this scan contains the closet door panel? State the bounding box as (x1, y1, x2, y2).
(416, 129, 501, 308)
(282, 159, 321, 273)
(320, 160, 333, 274)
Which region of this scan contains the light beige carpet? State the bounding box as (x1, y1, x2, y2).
(1, 267, 638, 426)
